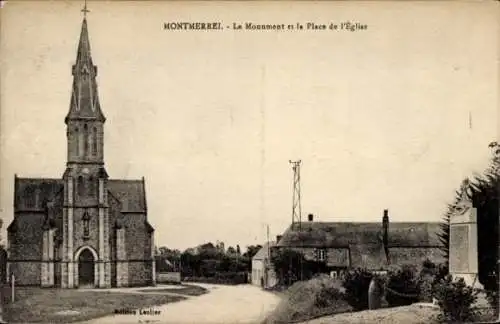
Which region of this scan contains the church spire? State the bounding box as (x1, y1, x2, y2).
(65, 2, 105, 124)
(64, 2, 107, 169)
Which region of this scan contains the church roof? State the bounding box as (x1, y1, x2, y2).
(14, 177, 64, 211)
(65, 17, 105, 123)
(276, 221, 442, 248)
(108, 179, 147, 213)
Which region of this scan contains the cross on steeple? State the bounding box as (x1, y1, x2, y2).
(81, 0, 90, 18)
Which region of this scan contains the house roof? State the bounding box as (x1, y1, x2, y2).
(253, 242, 276, 261)
(276, 221, 442, 248)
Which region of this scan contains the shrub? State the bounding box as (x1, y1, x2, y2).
(263, 276, 350, 324)
(486, 289, 498, 314)
(485, 271, 499, 313)
(385, 265, 420, 307)
(416, 260, 448, 302)
(434, 274, 479, 323)
(341, 268, 374, 311)
(314, 278, 344, 308)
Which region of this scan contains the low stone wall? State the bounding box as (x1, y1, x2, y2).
(7, 261, 41, 286)
(157, 272, 181, 284)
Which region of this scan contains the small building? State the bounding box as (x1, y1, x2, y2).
(251, 242, 277, 288)
(273, 210, 445, 278)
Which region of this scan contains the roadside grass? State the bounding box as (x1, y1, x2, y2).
(262, 275, 352, 324)
(1, 286, 186, 323)
(138, 284, 208, 296)
(263, 277, 497, 324)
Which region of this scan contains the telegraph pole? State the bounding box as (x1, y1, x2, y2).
(289, 160, 304, 281)
(289, 160, 302, 230)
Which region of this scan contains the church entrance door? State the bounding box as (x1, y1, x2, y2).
(78, 249, 95, 288)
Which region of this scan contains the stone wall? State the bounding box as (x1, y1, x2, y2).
(272, 245, 444, 270)
(9, 213, 44, 260)
(124, 213, 149, 259)
(9, 261, 41, 286)
(157, 272, 181, 283)
(389, 247, 445, 267)
(128, 260, 152, 286)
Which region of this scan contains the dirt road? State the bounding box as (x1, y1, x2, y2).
(80, 283, 281, 324)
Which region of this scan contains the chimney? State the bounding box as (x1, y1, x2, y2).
(276, 235, 282, 243)
(308, 213, 314, 222)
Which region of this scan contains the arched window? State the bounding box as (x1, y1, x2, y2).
(23, 187, 35, 208)
(88, 176, 95, 197)
(83, 124, 89, 156)
(92, 127, 98, 156)
(77, 176, 84, 197)
(75, 127, 80, 156)
(78, 128, 84, 157)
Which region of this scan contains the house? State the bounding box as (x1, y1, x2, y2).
(6, 12, 155, 288)
(252, 242, 277, 288)
(273, 210, 445, 279)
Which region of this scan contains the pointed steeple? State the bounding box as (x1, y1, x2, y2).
(65, 9, 105, 124)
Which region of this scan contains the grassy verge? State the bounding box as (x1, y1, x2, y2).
(138, 284, 208, 296)
(263, 275, 352, 324)
(1, 286, 185, 323)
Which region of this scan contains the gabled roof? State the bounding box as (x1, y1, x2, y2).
(14, 178, 64, 211)
(277, 221, 442, 248)
(253, 242, 276, 261)
(107, 179, 147, 213)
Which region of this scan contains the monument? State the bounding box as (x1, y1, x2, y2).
(449, 179, 483, 288)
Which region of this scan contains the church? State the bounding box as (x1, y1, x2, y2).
(6, 12, 156, 288)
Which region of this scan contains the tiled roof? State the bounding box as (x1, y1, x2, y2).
(107, 179, 146, 213)
(277, 221, 442, 248)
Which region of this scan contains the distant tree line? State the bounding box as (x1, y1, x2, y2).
(155, 242, 263, 284)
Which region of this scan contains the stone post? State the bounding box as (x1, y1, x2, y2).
(368, 277, 382, 310)
(449, 181, 483, 289)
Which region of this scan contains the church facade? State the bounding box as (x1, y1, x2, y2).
(6, 16, 156, 288)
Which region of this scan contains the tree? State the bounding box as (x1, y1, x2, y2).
(468, 144, 499, 292)
(236, 245, 241, 255)
(270, 248, 328, 286)
(243, 245, 262, 259)
(226, 246, 236, 255)
(443, 142, 500, 292)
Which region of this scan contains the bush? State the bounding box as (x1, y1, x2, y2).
(485, 273, 499, 313)
(263, 276, 350, 324)
(341, 268, 374, 311)
(486, 289, 498, 314)
(433, 274, 479, 323)
(385, 265, 420, 307)
(314, 278, 344, 308)
(417, 260, 449, 302)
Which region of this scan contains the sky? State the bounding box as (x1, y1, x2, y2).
(0, 1, 498, 251)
